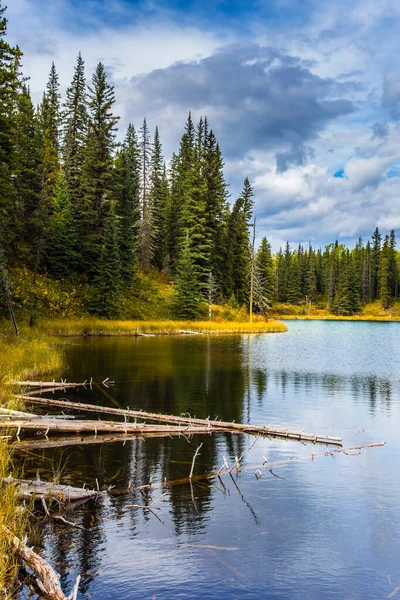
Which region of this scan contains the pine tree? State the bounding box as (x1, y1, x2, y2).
(256, 237, 275, 309)
(63, 52, 87, 218)
(203, 130, 229, 287)
(332, 249, 352, 315)
(307, 245, 317, 302)
(13, 84, 41, 262)
(114, 124, 140, 284)
(91, 202, 121, 317)
(0, 1, 23, 261)
(389, 230, 398, 299)
(45, 171, 78, 279)
(178, 116, 210, 283)
(379, 235, 392, 309)
(149, 126, 167, 269)
(287, 253, 302, 304)
(42, 62, 61, 152)
(138, 118, 153, 269)
(227, 179, 254, 305)
(174, 232, 202, 319)
(80, 62, 119, 278)
(371, 227, 381, 300)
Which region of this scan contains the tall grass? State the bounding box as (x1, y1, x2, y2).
(0, 326, 63, 594)
(42, 318, 288, 336)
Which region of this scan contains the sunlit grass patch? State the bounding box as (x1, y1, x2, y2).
(0, 326, 64, 593)
(42, 318, 288, 336)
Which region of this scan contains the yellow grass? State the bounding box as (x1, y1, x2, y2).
(270, 300, 400, 321)
(42, 318, 288, 336)
(0, 328, 64, 594)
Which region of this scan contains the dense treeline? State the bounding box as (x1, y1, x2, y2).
(0, 2, 398, 319)
(0, 2, 255, 318)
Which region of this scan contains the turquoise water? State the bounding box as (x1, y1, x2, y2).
(22, 322, 400, 599)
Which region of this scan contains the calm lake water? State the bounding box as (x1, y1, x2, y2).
(20, 321, 400, 599)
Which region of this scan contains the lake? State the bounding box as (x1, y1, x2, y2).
(20, 321, 400, 599)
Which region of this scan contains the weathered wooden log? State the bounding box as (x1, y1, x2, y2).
(17, 395, 342, 444)
(13, 380, 87, 389)
(1, 476, 103, 502)
(14, 430, 212, 450)
(0, 407, 36, 418)
(3, 526, 79, 600)
(0, 416, 225, 436)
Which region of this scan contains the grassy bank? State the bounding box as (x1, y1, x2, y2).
(0, 330, 63, 595)
(270, 300, 400, 321)
(42, 318, 288, 336)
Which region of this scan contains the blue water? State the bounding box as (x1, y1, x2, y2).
(22, 321, 400, 599)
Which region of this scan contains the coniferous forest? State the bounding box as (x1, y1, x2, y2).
(1, 1, 399, 321)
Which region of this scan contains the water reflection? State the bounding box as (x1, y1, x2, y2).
(18, 322, 400, 599)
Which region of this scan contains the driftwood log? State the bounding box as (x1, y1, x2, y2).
(1, 476, 103, 502)
(4, 526, 80, 600)
(17, 395, 342, 444)
(1, 416, 226, 436)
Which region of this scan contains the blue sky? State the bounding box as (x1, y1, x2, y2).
(7, 0, 400, 250)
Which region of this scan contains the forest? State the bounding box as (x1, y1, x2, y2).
(1, 1, 399, 322)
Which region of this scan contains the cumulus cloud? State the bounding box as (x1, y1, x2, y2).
(6, 0, 400, 249)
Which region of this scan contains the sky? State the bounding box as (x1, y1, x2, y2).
(6, 0, 400, 250)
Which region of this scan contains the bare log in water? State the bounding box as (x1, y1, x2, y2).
(0, 416, 226, 436)
(1, 476, 103, 502)
(3, 526, 79, 600)
(16, 395, 342, 444)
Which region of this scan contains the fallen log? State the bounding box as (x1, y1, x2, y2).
(13, 380, 88, 389)
(0, 407, 36, 418)
(14, 431, 214, 450)
(17, 395, 342, 444)
(1, 476, 103, 502)
(0, 416, 226, 436)
(3, 526, 80, 600)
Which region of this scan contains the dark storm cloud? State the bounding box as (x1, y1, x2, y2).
(126, 44, 355, 161)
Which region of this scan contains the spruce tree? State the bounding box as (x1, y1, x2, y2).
(174, 232, 202, 319)
(138, 118, 153, 269)
(114, 124, 140, 283)
(13, 84, 41, 261)
(287, 253, 302, 304)
(63, 52, 87, 218)
(42, 62, 61, 152)
(389, 230, 398, 299)
(80, 62, 119, 279)
(45, 171, 78, 279)
(203, 130, 229, 287)
(0, 1, 23, 261)
(307, 245, 317, 302)
(379, 235, 392, 309)
(371, 227, 381, 300)
(227, 179, 254, 305)
(149, 126, 167, 269)
(91, 201, 121, 317)
(256, 237, 275, 309)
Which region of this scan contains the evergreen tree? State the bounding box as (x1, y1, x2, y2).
(80, 62, 119, 278)
(287, 253, 302, 304)
(45, 171, 78, 279)
(13, 84, 41, 261)
(91, 202, 121, 317)
(227, 178, 254, 305)
(114, 124, 140, 284)
(203, 130, 229, 287)
(42, 62, 61, 152)
(371, 227, 382, 300)
(389, 230, 398, 299)
(138, 118, 153, 269)
(149, 126, 167, 269)
(174, 232, 202, 319)
(379, 235, 392, 309)
(0, 1, 23, 260)
(307, 245, 317, 302)
(256, 237, 275, 309)
(63, 52, 87, 217)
